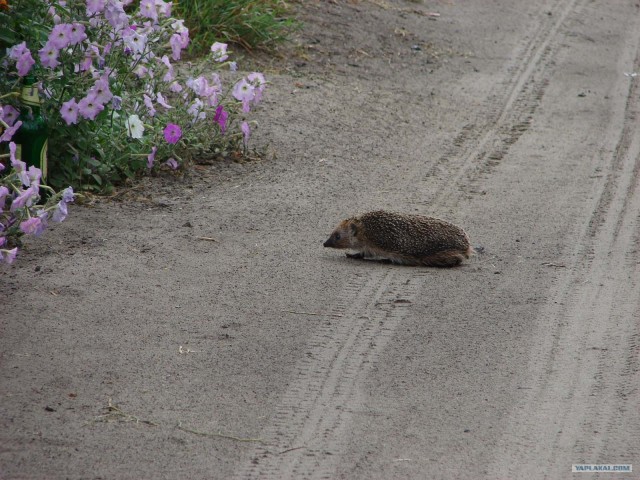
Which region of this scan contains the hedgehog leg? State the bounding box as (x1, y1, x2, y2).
(346, 252, 365, 260)
(422, 250, 467, 268)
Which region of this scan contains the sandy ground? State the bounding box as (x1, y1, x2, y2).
(2, 0, 640, 478)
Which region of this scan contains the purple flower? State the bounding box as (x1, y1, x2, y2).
(61, 187, 75, 203)
(0, 120, 22, 143)
(39, 42, 60, 69)
(140, 0, 158, 21)
(10, 185, 39, 211)
(210, 42, 228, 62)
(86, 0, 106, 15)
(7, 42, 29, 61)
(147, 146, 157, 169)
(11, 155, 30, 187)
(123, 30, 147, 54)
(0, 186, 10, 210)
(233, 78, 255, 113)
(241, 121, 251, 148)
(27, 166, 42, 187)
(169, 30, 189, 61)
(248, 72, 266, 103)
(8, 142, 16, 164)
(60, 97, 79, 125)
(20, 216, 47, 236)
(213, 105, 228, 134)
(165, 158, 178, 170)
(143, 94, 156, 116)
(156, 0, 172, 17)
(1, 105, 19, 126)
(163, 123, 182, 144)
(52, 201, 68, 222)
(133, 64, 149, 78)
(16, 51, 36, 77)
(78, 95, 104, 120)
(89, 77, 113, 105)
(111, 95, 122, 110)
(187, 99, 205, 122)
(156, 92, 171, 109)
(104, 0, 129, 29)
(48, 23, 73, 50)
(169, 81, 183, 93)
(160, 55, 174, 82)
(69, 23, 88, 45)
(1, 247, 18, 264)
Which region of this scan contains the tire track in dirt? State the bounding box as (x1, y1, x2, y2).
(234, 270, 429, 479)
(488, 25, 640, 479)
(424, 0, 579, 210)
(234, 2, 585, 478)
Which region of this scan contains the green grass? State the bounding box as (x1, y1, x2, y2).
(175, 0, 299, 55)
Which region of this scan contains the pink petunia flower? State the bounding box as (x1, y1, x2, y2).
(8, 142, 17, 164)
(248, 72, 266, 103)
(170, 33, 183, 61)
(210, 42, 228, 62)
(147, 146, 157, 169)
(20, 216, 47, 236)
(1, 247, 18, 264)
(156, 0, 171, 17)
(51, 201, 68, 222)
(16, 51, 35, 77)
(241, 121, 250, 148)
(160, 55, 174, 82)
(232, 78, 255, 113)
(69, 23, 88, 45)
(10, 185, 39, 211)
(1, 105, 19, 126)
(165, 158, 178, 170)
(39, 42, 60, 69)
(213, 105, 228, 134)
(7, 42, 29, 61)
(140, 0, 158, 21)
(0, 186, 10, 209)
(89, 76, 113, 105)
(48, 23, 73, 50)
(86, 0, 105, 15)
(60, 98, 79, 125)
(163, 123, 182, 144)
(104, 0, 129, 29)
(0, 121, 22, 143)
(123, 30, 147, 54)
(156, 92, 171, 109)
(78, 95, 104, 120)
(143, 94, 156, 117)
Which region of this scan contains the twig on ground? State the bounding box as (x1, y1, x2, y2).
(278, 446, 306, 455)
(283, 311, 344, 318)
(176, 422, 268, 444)
(88, 398, 158, 426)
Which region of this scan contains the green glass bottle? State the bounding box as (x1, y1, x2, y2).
(13, 75, 48, 182)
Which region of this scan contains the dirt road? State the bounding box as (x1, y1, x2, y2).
(2, 1, 639, 478)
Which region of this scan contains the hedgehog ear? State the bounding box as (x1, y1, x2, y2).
(350, 223, 358, 236)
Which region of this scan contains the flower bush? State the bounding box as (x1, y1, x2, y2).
(0, 0, 267, 192)
(0, 137, 75, 264)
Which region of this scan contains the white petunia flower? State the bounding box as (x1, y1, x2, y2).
(125, 114, 145, 138)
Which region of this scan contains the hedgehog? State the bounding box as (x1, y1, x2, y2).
(323, 210, 473, 267)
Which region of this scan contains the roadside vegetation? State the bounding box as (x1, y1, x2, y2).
(0, 0, 297, 264)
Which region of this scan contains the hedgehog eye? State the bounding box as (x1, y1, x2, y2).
(335, 233, 341, 240)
